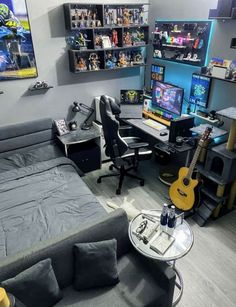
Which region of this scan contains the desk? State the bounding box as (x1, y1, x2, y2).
(126, 118, 194, 164)
(57, 127, 101, 173)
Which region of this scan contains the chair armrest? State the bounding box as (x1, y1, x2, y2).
(136, 253, 176, 307)
(119, 125, 133, 131)
(128, 142, 149, 149)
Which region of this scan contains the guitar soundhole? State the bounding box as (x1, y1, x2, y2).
(183, 177, 190, 186)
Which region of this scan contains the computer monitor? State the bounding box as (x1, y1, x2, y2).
(150, 64, 165, 89)
(152, 81, 184, 116)
(189, 74, 212, 108)
(120, 90, 144, 105)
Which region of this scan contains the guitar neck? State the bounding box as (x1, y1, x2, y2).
(187, 144, 202, 179)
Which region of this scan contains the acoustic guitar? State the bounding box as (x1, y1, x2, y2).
(169, 127, 212, 211)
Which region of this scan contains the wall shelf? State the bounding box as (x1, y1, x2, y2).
(230, 38, 236, 49)
(0, 91, 3, 94)
(69, 63, 146, 74)
(201, 73, 236, 84)
(153, 20, 213, 67)
(64, 3, 149, 74)
(208, 0, 236, 19)
(190, 112, 219, 124)
(28, 85, 53, 91)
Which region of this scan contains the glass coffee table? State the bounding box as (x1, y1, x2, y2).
(129, 211, 194, 306)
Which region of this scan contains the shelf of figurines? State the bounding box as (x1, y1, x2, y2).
(64, 3, 149, 30)
(68, 48, 146, 73)
(66, 26, 149, 51)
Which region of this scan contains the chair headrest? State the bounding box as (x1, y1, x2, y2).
(100, 95, 120, 116)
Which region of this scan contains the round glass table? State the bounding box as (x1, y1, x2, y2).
(129, 211, 194, 306)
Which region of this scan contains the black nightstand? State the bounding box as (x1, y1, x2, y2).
(57, 127, 101, 173)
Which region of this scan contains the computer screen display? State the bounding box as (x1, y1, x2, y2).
(150, 64, 165, 89)
(189, 74, 211, 108)
(120, 90, 144, 105)
(152, 81, 184, 116)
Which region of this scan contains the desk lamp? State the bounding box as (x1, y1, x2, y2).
(72, 101, 94, 130)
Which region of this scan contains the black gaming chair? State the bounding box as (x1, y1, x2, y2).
(97, 95, 152, 195)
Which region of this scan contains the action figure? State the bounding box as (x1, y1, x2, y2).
(123, 31, 132, 46)
(105, 51, 116, 69)
(112, 29, 118, 47)
(77, 57, 87, 71)
(123, 8, 130, 26)
(118, 52, 128, 67)
(88, 53, 100, 70)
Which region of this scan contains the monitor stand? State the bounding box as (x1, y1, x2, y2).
(143, 110, 171, 127)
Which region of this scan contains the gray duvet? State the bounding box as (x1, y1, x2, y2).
(0, 157, 106, 258)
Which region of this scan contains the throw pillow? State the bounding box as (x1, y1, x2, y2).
(1, 258, 62, 307)
(74, 239, 119, 290)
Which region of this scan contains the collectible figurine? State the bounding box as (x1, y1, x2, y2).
(123, 8, 130, 26)
(105, 51, 117, 69)
(88, 53, 100, 70)
(118, 52, 128, 67)
(112, 29, 118, 47)
(139, 7, 144, 24)
(66, 32, 90, 50)
(123, 31, 132, 46)
(133, 53, 143, 64)
(94, 35, 102, 49)
(76, 57, 87, 71)
(104, 9, 109, 25)
(132, 29, 145, 46)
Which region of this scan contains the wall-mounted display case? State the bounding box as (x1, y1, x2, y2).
(153, 21, 213, 67)
(64, 3, 149, 73)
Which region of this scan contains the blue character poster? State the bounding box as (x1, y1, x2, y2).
(0, 0, 37, 80)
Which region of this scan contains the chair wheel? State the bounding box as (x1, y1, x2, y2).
(97, 178, 102, 183)
(116, 189, 121, 195)
(140, 180, 144, 186)
(109, 165, 114, 171)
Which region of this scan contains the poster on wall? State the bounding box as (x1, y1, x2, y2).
(0, 0, 37, 80)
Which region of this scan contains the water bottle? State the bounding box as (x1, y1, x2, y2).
(167, 205, 176, 235)
(160, 203, 168, 231)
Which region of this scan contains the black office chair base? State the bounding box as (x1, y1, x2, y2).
(97, 164, 145, 195)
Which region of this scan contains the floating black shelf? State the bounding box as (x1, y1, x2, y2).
(0, 91, 3, 94)
(208, 0, 236, 19)
(28, 85, 54, 91)
(201, 74, 236, 84)
(231, 38, 236, 49)
(71, 44, 149, 53)
(71, 63, 146, 74)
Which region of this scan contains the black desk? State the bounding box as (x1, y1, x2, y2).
(126, 119, 194, 159)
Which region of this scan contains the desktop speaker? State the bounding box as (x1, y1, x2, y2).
(168, 116, 195, 143)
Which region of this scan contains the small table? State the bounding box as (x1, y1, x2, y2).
(57, 127, 101, 173)
(129, 212, 194, 306)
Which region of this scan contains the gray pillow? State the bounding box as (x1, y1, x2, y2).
(74, 239, 119, 290)
(1, 258, 62, 307)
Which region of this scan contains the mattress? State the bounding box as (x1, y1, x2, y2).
(0, 157, 106, 259)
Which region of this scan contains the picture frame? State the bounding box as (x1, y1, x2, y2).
(0, 0, 38, 81)
(54, 119, 70, 136)
(101, 36, 112, 49)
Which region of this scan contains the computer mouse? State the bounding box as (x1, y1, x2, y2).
(160, 131, 168, 136)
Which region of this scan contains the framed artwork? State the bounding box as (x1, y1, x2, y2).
(54, 119, 70, 136)
(0, 0, 38, 81)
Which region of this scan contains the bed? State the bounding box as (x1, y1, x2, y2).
(0, 118, 106, 259)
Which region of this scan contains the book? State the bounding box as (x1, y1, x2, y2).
(150, 231, 175, 255)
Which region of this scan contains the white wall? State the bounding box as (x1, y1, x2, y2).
(0, 0, 147, 126)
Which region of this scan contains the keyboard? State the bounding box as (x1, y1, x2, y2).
(142, 119, 166, 131)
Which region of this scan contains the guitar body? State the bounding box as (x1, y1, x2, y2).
(169, 167, 199, 211)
